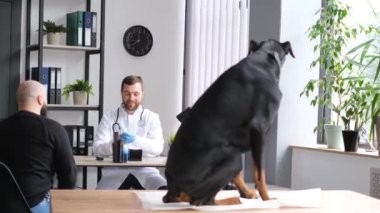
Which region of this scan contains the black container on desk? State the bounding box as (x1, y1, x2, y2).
(112, 132, 123, 163)
(129, 149, 142, 161)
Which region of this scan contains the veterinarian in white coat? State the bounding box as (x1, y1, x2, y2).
(93, 75, 166, 189)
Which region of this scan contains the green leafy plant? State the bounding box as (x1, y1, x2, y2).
(166, 134, 176, 147)
(43, 20, 66, 33)
(341, 77, 372, 131)
(344, 3, 380, 142)
(62, 79, 94, 100)
(300, 0, 359, 128)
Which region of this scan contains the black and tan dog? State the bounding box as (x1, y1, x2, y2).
(163, 39, 294, 206)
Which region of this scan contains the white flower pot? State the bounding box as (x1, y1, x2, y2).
(324, 124, 344, 149)
(47, 32, 61, 45)
(73, 91, 87, 105)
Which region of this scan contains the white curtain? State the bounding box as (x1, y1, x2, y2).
(184, 0, 250, 107)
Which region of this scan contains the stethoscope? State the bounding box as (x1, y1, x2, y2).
(112, 104, 145, 133)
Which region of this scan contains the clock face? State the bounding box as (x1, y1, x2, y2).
(123, 25, 153, 57)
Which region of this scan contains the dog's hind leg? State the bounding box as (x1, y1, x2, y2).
(232, 171, 258, 199)
(253, 163, 270, 200)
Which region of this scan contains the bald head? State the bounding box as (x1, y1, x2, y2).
(16, 80, 47, 115)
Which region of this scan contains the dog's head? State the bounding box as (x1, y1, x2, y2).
(248, 39, 294, 81)
(249, 39, 295, 65)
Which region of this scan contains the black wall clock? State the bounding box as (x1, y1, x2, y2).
(123, 25, 153, 57)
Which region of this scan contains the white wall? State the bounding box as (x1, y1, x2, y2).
(276, 0, 321, 186)
(291, 147, 380, 195)
(248, 0, 320, 187)
(104, 0, 185, 140)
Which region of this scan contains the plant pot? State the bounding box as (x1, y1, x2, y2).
(342, 130, 359, 152)
(73, 91, 87, 105)
(47, 32, 61, 45)
(324, 124, 344, 149)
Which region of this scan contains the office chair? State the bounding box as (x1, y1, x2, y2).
(0, 161, 32, 213)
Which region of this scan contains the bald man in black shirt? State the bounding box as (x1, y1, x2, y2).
(0, 80, 76, 212)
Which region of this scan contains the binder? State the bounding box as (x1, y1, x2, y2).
(66, 11, 84, 46)
(64, 125, 94, 155)
(78, 126, 86, 155)
(64, 125, 77, 154)
(27, 67, 49, 100)
(91, 12, 97, 47)
(83, 11, 92, 47)
(55, 68, 62, 104)
(48, 67, 56, 104)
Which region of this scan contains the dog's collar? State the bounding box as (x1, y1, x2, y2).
(256, 49, 282, 82)
(260, 49, 282, 68)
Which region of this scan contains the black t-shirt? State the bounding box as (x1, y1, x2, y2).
(0, 111, 76, 207)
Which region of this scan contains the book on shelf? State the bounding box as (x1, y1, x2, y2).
(48, 67, 56, 104)
(83, 11, 92, 47)
(48, 67, 62, 104)
(66, 11, 84, 46)
(66, 10, 97, 47)
(91, 12, 97, 47)
(26, 67, 49, 102)
(27, 67, 62, 104)
(55, 67, 62, 104)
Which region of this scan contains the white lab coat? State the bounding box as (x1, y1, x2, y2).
(93, 105, 166, 189)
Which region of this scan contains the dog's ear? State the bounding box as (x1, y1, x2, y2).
(247, 40, 259, 56)
(281, 41, 295, 58)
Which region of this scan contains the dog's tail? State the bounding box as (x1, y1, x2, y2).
(176, 107, 192, 123)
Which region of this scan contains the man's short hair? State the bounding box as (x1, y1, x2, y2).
(121, 75, 144, 91)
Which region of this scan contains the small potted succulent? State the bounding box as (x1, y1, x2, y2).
(43, 20, 66, 45)
(62, 79, 94, 105)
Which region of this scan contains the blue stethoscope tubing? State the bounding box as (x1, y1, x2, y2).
(112, 104, 145, 133)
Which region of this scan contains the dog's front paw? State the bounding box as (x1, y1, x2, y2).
(239, 188, 258, 199)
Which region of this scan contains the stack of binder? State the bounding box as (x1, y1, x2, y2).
(64, 125, 94, 155)
(66, 11, 97, 47)
(26, 67, 62, 104)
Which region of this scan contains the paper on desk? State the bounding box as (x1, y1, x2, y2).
(136, 188, 321, 211)
(270, 188, 322, 208)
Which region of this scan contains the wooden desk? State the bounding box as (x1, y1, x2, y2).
(74, 155, 167, 167)
(51, 189, 380, 213)
(74, 155, 167, 189)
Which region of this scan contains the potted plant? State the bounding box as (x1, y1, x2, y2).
(62, 79, 94, 105)
(300, 0, 359, 149)
(344, 5, 380, 153)
(43, 20, 66, 45)
(340, 77, 373, 152)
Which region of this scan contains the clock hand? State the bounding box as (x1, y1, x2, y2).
(128, 39, 139, 45)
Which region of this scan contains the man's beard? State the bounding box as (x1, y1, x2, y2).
(123, 101, 139, 112)
(40, 104, 48, 117)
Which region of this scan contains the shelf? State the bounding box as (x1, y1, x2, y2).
(47, 104, 100, 111)
(27, 44, 101, 53)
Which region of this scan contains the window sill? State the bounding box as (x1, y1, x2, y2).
(290, 144, 380, 159)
